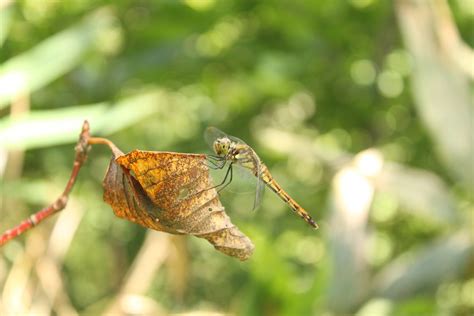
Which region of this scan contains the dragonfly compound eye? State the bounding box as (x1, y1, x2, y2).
(214, 138, 231, 156)
(213, 140, 224, 155)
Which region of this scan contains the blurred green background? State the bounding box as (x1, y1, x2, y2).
(0, 0, 473, 315)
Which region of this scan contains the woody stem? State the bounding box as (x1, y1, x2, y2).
(0, 121, 92, 247)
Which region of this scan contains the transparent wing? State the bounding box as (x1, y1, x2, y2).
(204, 126, 248, 150)
(205, 126, 264, 210)
(253, 161, 265, 211)
(204, 126, 228, 151)
(205, 156, 263, 210)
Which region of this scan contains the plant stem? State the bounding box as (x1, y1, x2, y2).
(0, 121, 91, 247)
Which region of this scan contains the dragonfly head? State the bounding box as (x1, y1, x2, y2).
(213, 137, 232, 156)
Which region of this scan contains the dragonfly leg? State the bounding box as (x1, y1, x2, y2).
(212, 162, 232, 191)
(209, 160, 227, 170)
(205, 162, 233, 191)
(216, 163, 233, 193)
(190, 162, 233, 200)
(206, 159, 222, 169)
(205, 155, 226, 170)
(207, 154, 224, 160)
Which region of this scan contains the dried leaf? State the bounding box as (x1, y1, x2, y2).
(103, 149, 254, 261)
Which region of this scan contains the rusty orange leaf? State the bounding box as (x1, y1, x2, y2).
(103, 149, 254, 261)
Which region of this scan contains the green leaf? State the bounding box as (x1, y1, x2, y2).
(0, 8, 116, 108)
(0, 2, 14, 47)
(0, 91, 164, 150)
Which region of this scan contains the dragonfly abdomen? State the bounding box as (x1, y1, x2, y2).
(260, 165, 319, 229)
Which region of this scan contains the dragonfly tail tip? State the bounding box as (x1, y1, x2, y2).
(309, 219, 319, 229)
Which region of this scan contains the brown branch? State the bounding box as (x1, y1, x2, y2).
(0, 121, 91, 247)
(88, 136, 123, 157)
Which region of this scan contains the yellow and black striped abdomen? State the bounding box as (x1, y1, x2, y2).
(259, 164, 318, 229)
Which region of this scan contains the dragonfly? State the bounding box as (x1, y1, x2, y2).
(204, 127, 318, 229)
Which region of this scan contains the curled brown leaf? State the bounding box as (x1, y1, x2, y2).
(103, 149, 254, 261)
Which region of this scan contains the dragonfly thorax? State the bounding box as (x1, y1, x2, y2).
(213, 137, 259, 175)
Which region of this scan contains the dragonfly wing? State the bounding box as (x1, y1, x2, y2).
(204, 127, 228, 150)
(205, 126, 263, 210)
(253, 162, 265, 211)
(204, 126, 249, 150)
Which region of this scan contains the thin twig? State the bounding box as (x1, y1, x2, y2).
(0, 121, 91, 247)
(88, 136, 123, 157)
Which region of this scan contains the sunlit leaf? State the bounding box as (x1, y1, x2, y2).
(0, 8, 117, 108)
(0, 2, 13, 47)
(377, 162, 459, 225)
(103, 149, 254, 261)
(326, 155, 374, 313)
(396, 0, 474, 186)
(0, 91, 163, 150)
(373, 231, 473, 300)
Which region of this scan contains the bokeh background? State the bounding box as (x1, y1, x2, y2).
(0, 0, 473, 315)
